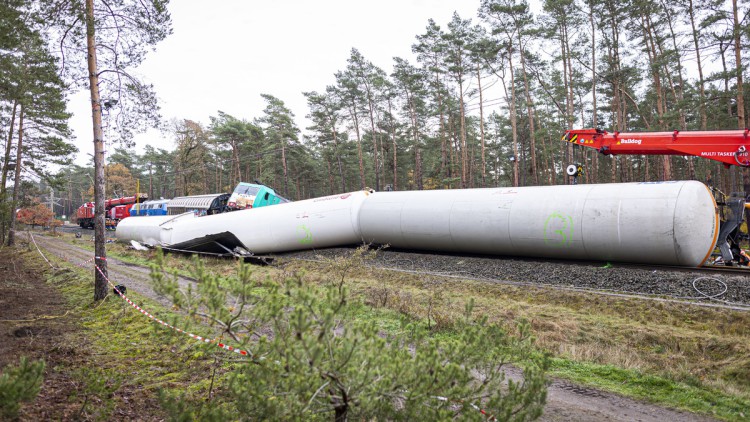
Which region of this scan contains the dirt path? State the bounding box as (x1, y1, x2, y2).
(26, 232, 715, 422)
(29, 231, 197, 310)
(0, 245, 162, 420)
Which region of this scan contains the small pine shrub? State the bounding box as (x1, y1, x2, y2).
(0, 357, 45, 419)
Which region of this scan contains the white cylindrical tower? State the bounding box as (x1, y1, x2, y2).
(161, 190, 373, 254)
(358, 181, 718, 267)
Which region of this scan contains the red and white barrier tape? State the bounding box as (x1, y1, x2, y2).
(92, 264, 252, 358)
(89, 264, 494, 417)
(28, 233, 53, 268)
(73, 257, 96, 268)
(23, 233, 503, 418)
(434, 395, 494, 420)
(61, 256, 495, 418)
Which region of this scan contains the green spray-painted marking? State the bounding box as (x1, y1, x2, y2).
(298, 225, 313, 244)
(543, 211, 573, 247)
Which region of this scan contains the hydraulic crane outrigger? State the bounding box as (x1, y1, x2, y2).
(562, 128, 750, 266)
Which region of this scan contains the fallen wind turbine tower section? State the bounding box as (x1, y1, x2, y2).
(116, 181, 719, 267)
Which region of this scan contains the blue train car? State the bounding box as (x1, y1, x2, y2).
(148, 199, 169, 216)
(130, 199, 169, 217)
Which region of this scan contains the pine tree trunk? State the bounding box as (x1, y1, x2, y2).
(562, 21, 574, 184)
(326, 157, 335, 194)
(437, 71, 447, 181)
(517, 33, 538, 186)
(214, 157, 219, 192)
(508, 46, 520, 188)
(661, 3, 687, 129)
(387, 97, 398, 191)
(217, 163, 222, 193)
(468, 132, 474, 188)
(365, 91, 380, 191)
(149, 164, 153, 199)
(720, 40, 732, 119)
(329, 115, 346, 193)
(1, 100, 18, 201)
(6, 105, 23, 247)
(686, 0, 708, 130)
(642, 16, 671, 180)
(203, 164, 209, 193)
(458, 55, 468, 189)
(85, 0, 108, 301)
(732, 0, 745, 129)
(349, 103, 365, 189)
(477, 64, 487, 187)
(589, 1, 598, 184)
(732, 0, 748, 196)
(407, 92, 423, 190)
(281, 136, 288, 198)
(232, 140, 241, 185)
(540, 132, 551, 185)
(0, 100, 18, 243)
(448, 114, 456, 184)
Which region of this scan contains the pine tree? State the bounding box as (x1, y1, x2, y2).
(333, 69, 367, 189)
(0, 1, 74, 246)
(257, 94, 300, 199)
(392, 57, 429, 190)
(45, 0, 171, 300)
(304, 89, 347, 193)
(413, 19, 451, 183)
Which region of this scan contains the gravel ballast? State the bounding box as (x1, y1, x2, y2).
(279, 247, 750, 307)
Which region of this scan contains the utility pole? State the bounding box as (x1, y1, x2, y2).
(43, 187, 62, 213)
(68, 177, 72, 218)
(135, 179, 140, 214)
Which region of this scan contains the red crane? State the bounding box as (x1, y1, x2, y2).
(562, 128, 750, 167)
(76, 193, 147, 230)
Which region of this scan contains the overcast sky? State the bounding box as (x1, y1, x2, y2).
(68, 0, 489, 165)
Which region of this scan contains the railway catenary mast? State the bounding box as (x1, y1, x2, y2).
(563, 128, 750, 265)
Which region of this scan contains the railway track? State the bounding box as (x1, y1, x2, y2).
(656, 263, 750, 276)
(299, 257, 750, 312)
(31, 228, 750, 311)
(279, 247, 750, 312)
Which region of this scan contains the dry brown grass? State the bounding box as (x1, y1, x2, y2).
(280, 258, 750, 399)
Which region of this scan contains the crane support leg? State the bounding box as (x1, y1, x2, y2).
(716, 194, 747, 265)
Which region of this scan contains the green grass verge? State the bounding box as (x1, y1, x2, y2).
(549, 358, 749, 421)
(46, 254, 232, 408)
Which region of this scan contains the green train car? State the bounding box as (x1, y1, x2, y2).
(227, 182, 290, 210)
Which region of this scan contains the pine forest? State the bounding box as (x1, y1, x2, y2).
(2, 0, 750, 221)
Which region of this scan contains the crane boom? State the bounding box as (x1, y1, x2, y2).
(563, 128, 750, 167)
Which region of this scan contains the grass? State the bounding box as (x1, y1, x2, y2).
(43, 247, 234, 408)
(283, 257, 750, 420)
(550, 359, 749, 420)
(40, 231, 750, 420)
